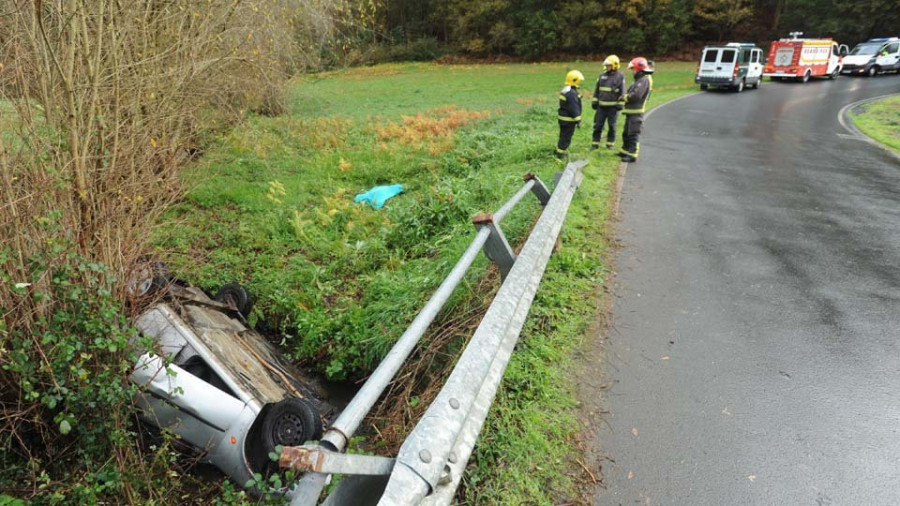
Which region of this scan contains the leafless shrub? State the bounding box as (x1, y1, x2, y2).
(0, 0, 332, 499)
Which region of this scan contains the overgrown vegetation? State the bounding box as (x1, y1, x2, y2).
(0, 1, 333, 502)
(851, 96, 900, 153)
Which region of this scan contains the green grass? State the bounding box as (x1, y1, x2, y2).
(851, 95, 900, 153)
(154, 61, 696, 503)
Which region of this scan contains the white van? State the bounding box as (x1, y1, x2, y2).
(841, 37, 900, 76)
(695, 43, 764, 92)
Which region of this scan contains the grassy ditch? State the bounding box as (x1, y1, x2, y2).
(154, 61, 696, 503)
(851, 95, 900, 153)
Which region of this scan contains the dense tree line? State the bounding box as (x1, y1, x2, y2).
(335, 0, 899, 60)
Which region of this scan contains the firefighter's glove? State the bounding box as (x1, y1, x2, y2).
(616, 104, 624, 111)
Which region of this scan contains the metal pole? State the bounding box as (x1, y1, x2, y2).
(493, 179, 535, 224)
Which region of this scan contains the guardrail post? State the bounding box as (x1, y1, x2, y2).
(471, 214, 516, 281)
(523, 173, 551, 205)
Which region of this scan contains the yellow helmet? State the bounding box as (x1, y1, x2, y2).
(565, 70, 585, 86)
(603, 55, 620, 70)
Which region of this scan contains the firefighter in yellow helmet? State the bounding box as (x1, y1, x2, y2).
(618, 57, 654, 163)
(591, 55, 626, 150)
(556, 70, 584, 161)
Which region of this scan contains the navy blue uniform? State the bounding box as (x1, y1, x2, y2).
(591, 69, 626, 149)
(556, 85, 582, 159)
(619, 72, 653, 161)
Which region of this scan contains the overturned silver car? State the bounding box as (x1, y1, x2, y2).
(130, 273, 333, 486)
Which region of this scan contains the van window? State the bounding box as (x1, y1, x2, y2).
(703, 50, 718, 63)
(886, 42, 900, 54)
(750, 51, 759, 63)
(721, 50, 736, 63)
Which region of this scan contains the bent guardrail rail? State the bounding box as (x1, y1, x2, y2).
(283, 160, 586, 506)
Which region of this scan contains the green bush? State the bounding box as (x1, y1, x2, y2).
(0, 220, 178, 502)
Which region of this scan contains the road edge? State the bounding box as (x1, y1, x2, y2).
(838, 93, 900, 162)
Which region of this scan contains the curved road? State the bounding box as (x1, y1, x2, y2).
(588, 76, 900, 505)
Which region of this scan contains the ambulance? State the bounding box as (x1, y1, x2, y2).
(763, 32, 848, 82)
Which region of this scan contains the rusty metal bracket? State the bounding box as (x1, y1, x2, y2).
(281, 445, 395, 476)
(471, 214, 516, 281)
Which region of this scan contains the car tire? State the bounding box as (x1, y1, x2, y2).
(700, 83, 708, 91)
(735, 79, 744, 93)
(128, 260, 173, 298)
(800, 70, 811, 83)
(261, 398, 323, 450)
(752, 76, 761, 89)
(829, 67, 839, 79)
(215, 283, 254, 316)
(867, 66, 878, 77)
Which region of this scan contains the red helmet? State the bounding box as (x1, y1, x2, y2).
(628, 57, 649, 73)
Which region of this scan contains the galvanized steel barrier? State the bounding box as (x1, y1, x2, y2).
(282, 160, 587, 505)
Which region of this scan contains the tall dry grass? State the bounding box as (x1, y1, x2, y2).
(0, 0, 338, 500)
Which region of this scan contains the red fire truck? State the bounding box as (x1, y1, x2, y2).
(763, 32, 848, 82)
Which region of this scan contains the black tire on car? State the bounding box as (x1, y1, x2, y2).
(735, 79, 744, 93)
(867, 66, 878, 77)
(752, 76, 761, 89)
(700, 83, 709, 91)
(261, 398, 323, 450)
(215, 282, 254, 316)
(800, 70, 811, 83)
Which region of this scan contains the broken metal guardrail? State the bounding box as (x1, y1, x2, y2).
(283, 160, 587, 506)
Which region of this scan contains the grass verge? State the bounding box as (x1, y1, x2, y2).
(851, 95, 900, 153)
(153, 61, 697, 503)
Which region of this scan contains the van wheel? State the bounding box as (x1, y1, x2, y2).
(215, 282, 254, 316)
(800, 70, 811, 83)
(261, 398, 323, 450)
(735, 79, 744, 93)
(828, 68, 839, 79)
(752, 77, 761, 89)
(867, 66, 878, 77)
(700, 83, 708, 91)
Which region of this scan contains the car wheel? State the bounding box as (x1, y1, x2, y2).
(867, 66, 878, 77)
(800, 70, 811, 83)
(700, 83, 708, 91)
(261, 398, 323, 450)
(128, 260, 173, 298)
(752, 76, 761, 89)
(215, 282, 254, 316)
(829, 67, 839, 79)
(735, 79, 744, 93)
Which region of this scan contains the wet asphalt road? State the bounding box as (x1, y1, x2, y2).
(592, 76, 900, 505)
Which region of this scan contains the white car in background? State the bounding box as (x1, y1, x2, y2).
(841, 37, 900, 76)
(129, 266, 335, 487)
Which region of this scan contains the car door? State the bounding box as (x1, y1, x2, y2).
(877, 42, 900, 70)
(748, 49, 763, 81)
(709, 48, 738, 82)
(699, 48, 720, 78)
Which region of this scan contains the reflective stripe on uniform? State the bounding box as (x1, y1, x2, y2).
(559, 95, 567, 101)
(558, 115, 581, 122)
(597, 86, 614, 92)
(598, 101, 620, 106)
